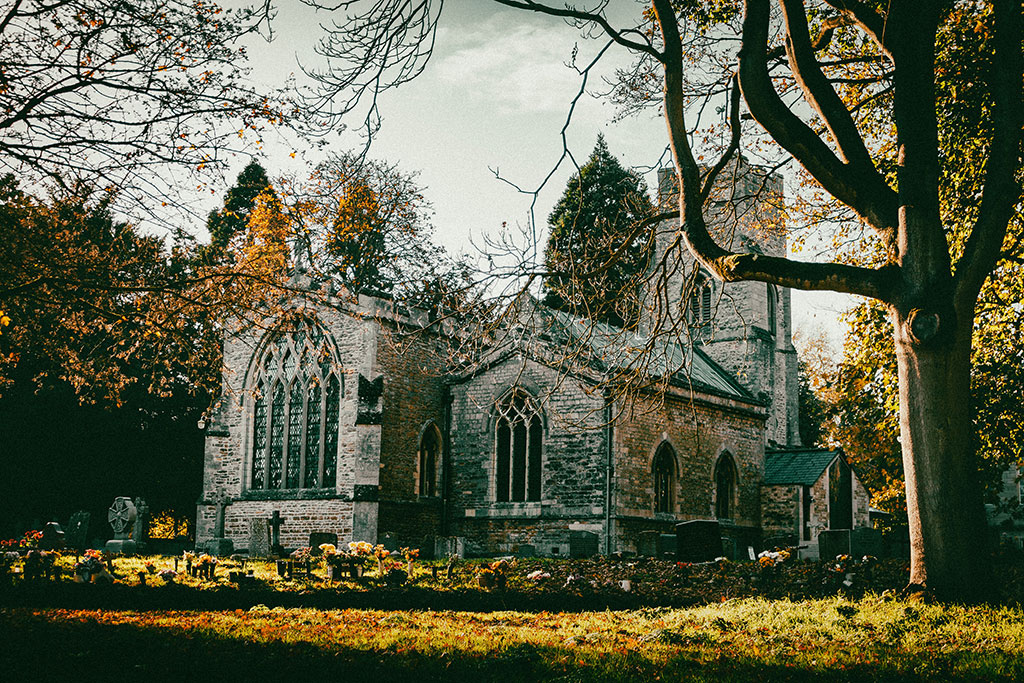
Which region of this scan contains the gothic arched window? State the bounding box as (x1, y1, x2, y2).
(653, 443, 676, 513)
(418, 424, 441, 497)
(494, 390, 543, 503)
(688, 272, 713, 328)
(715, 452, 738, 520)
(250, 319, 341, 491)
(767, 284, 778, 336)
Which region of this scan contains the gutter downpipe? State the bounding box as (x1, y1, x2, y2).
(604, 392, 614, 555)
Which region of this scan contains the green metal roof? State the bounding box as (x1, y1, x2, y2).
(537, 305, 752, 401)
(764, 448, 843, 486)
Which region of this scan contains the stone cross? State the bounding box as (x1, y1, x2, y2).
(212, 489, 231, 538)
(107, 497, 137, 541)
(268, 510, 286, 553)
(133, 497, 150, 544)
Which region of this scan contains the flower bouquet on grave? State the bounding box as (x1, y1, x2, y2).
(1, 550, 20, 581)
(159, 568, 177, 583)
(372, 545, 391, 576)
(400, 547, 419, 578)
(195, 554, 218, 580)
(74, 549, 105, 583)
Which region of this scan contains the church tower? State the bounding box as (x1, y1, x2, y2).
(649, 158, 800, 446)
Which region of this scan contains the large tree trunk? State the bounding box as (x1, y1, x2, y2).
(893, 306, 993, 602)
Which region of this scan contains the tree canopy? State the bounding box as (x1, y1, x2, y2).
(543, 135, 655, 328)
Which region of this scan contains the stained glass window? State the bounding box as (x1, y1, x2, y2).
(269, 383, 285, 489)
(653, 443, 675, 513)
(304, 378, 322, 488)
(715, 452, 738, 520)
(251, 382, 267, 489)
(249, 318, 342, 492)
(494, 390, 543, 503)
(286, 381, 303, 488)
(323, 375, 340, 489)
(418, 426, 440, 497)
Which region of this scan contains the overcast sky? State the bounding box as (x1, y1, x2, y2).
(230, 0, 855, 349)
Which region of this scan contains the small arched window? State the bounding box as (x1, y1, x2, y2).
(653, 443, 676, 514)
(417, 424, 441, 497)
(688, 272, 713, 327)
(495, 389, 543, 503)
(767, 284, 778, 336)
(714, 452, 738, 520)
(250, 318, 341, 491)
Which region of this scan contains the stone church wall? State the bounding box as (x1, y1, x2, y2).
(374, 320, 448, 550)
(611, 389, 765, 554)
(446, 355, 610, 556)
(197, 298, 390, 551)
(760, 483, 801, 545)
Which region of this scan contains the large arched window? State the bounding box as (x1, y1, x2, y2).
(494, 389, 543, 503)
(251, 319, 341, 491)
(688, 272, 713, 328)
(714, 452, 738, 520)
(653, 443, 676, 514)
(417, 424, 441, 497)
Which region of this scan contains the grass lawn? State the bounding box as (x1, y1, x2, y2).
(2, 597, 1024, 681)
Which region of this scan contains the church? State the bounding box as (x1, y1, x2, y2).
(196, 160, 870, 559)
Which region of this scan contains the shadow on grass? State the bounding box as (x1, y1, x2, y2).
(0, 609, 1014, 682)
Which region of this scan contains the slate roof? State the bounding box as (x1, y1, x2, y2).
(764, 448, 844, 486)
(538, 305, 752, 401)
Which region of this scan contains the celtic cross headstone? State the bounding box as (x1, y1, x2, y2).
(108, 497, 136, 540)
(105, 496, 139, 555)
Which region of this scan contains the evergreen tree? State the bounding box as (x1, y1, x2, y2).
(543, 135, 654, 328)
(206, 160, 272, 252)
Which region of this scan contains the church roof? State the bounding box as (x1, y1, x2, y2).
(763, 447, 845, 486)
(537, 305, 753, 402)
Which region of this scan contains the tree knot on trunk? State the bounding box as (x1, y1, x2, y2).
(906, 308, 943, 346)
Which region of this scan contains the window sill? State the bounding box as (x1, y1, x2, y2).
(241, 488, 345, 502)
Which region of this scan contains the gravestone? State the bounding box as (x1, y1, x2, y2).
(381, 532, 398, 552)
(248, 518, 270, 557)
(133, 497, 150, 552)
(268, 510, 286, 555)
(309, 532, 338, 553)
(658, 533, 677, 558)
(720, 536, 737, 561)
(569, 530, 599, 558)
(434, 536, 465, 559)
(204, 489, 234, 556)
(851, 528, 883, 558)
(40, 522, 65, 550)
(675, 520, 721, 562)
(105, 496, 138, 554)
(637, 530, 659, 557)
(515, 543, 536, 558)
(818, 529, 852, 560)
(65, 512, 90, 552)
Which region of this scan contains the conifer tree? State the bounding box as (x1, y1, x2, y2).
(207, 160, 273, 252)
(543, 135, 654, 328)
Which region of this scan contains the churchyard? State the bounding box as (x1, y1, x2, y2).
(3, 537, 1024, 680)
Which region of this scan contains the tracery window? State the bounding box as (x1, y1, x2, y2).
(494, 390, 543, 503)
(653, 443, 676, 514)
(689, 272, 713, 328)
(417, 424, 441, 497)
(715, 452, 738, 520)
(251, 319, 341, 491)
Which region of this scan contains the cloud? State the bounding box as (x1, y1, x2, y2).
(435, 20, 602, 114)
